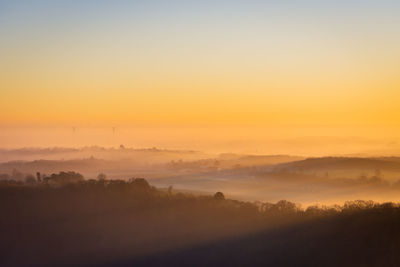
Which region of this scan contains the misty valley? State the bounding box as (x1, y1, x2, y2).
(2, 147, 400, 205)
(2, 147, 400, 266)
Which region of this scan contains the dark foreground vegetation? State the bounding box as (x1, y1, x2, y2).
(1, 173, 400, 266)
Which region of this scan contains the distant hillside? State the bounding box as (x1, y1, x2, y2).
(236, 155, 304, 166)
(274, 157, 400, 172)
(0, 146, 205, 162)
(0, 158, 111, 175)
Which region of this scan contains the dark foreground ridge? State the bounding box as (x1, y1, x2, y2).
(1, 173, 400, 266)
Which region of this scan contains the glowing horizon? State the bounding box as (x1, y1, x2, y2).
(1, 0, 400, 150)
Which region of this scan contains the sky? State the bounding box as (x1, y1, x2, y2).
(0, 0, 400, 152)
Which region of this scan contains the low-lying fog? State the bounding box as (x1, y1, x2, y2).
(2, 146, 400, 206)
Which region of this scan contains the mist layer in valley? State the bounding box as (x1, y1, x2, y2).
(2, 146, 400, 206)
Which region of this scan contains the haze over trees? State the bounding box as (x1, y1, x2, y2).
(2, 173, 400, 266)
(3, 151, 400, 205)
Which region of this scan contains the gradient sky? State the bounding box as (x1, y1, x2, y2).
(1, 0, 400, 150)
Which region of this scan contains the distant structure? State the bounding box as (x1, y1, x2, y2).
(36, 172, 42, 183)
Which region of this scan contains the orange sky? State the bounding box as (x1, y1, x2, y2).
(1, 1, 400, 151)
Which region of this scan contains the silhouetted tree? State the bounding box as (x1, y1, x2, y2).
(47, 171, 84, 185)
(25, 175, 36, 185)
(12, 169, 24, 180)
(168, 185, 173, 195)
(97, 173, 107, 181)
(0, 173, 10, 181)
(214, 192, 225, 200)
